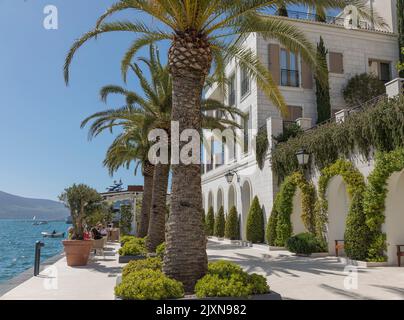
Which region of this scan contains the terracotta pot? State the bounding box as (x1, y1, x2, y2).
(62, 240, 93, 266)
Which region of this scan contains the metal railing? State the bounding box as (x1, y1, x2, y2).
(285, 10, 374, 31)
(281, 69, 300, 87)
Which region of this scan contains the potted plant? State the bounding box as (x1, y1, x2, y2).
(59, 184, 103, 266)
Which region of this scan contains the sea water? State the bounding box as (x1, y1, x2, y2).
(0, 219, 68, 283)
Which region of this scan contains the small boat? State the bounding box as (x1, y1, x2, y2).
(41, 232, 65, 238)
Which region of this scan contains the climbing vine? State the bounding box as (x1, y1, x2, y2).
(315, 159, 369, 260)
(364, 148, 404, 262)
(271, 96, 404, 182)
(266, 172, 316, 246)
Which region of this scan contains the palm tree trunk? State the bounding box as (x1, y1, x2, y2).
(146, 163, 169, 252)
(163, 30, 212, 293)
(138, 162, 155, 238)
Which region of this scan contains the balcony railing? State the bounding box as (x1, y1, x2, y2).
(281, 69, 300, 87)
(285, 10, 375, 31)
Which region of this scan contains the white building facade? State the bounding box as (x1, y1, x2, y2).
(201, 1, 401, 246)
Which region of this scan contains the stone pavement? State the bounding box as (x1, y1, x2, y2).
(1, 242, 121, 300)
(207, 240, 404, 300)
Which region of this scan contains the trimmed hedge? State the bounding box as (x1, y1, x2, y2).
(214, 206, 225, 237)
(246, 196, 265, 243)
(120, 235, 136, 246)
(118, 237, 147, 256)
(115, 269, 184, 300)
(195, 261, 269, 298)
(225, 206, 240, 240)
(156, 242, 166, 259)
(286, 233, 326, 255)
(364, 148, 404, 261)
(205, 206, 215, 236)
(122, 257, 162, 278)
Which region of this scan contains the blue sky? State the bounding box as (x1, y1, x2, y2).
(0, 1, 338, 201)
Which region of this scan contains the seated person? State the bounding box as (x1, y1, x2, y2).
(91, 227, 103, 240)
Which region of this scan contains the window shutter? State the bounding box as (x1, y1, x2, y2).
(329, 52, 344, 74)
(268, 44, 280, 85)
(301, 59, 313, 89)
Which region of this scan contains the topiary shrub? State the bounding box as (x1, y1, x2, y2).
(115, 269, 184, 300)
(343, 73, 385, 106)
(266, 201, 279, 246)
(214, 206, 225, 237)
(286, 233, 325, 255)
(246, 196, 265, 243)
(156, 242, 166, 259)
(225, 206, 239, 240)
(122, 257, 162, 278)
(205, 207, 215, 236)
(120, 235, 136, 246)
(195, 261, 269, 298)
(118, 237, 147, 256)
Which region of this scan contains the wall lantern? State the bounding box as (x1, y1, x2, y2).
(225, 170, 240, 184)
(296, 148, 310, 166)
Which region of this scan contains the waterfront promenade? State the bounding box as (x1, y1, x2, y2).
(0, 242, 121, 300)
(2, 240, 404, 300)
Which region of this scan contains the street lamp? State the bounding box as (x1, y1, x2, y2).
(225, 170, 240, 184)
(296, 148, 310, 167)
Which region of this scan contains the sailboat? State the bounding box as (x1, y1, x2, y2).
(32, 216, 48, 225)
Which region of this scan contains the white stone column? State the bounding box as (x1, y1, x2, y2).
(385, 78, 404, 98)
(266, 116, 283, 149)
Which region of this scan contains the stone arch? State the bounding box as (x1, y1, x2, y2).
(216, 188, 224, 213)
(241, 180, 252, 240)
(207, 190, 213, 213)
(317, 159, 367, 260)
(291, 188, 309, 235)
(268, 172, 316, 246)
(326, 176, 350, 255)
(384, 170, 404, 264)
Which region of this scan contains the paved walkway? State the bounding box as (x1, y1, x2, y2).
(2, 240, 404, 300)
(1, 242, 121, 300)
(207, 240, 404, 300)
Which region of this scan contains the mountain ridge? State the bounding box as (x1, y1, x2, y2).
(0, 191, 69, 220)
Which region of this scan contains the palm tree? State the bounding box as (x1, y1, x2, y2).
(99, 120, 153, 238)
(82, 46, 243, 253)
(65, 0, 354, 292)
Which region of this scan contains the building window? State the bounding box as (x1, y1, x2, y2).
(280, 49, 300, 87)
(240, 67, 250, 98)
(243, 113, 250, 154)
(228, 73, 236, 106)
(369, 60, 391, 83)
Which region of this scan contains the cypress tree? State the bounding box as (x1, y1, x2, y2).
(276, 4, 288, 17)
(225, 206, 239, 240)
(315, 37, 331, 124)
(246, 196, 265, 243)
(205, 207, 215, 236)
(214, 206, 225, 237)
